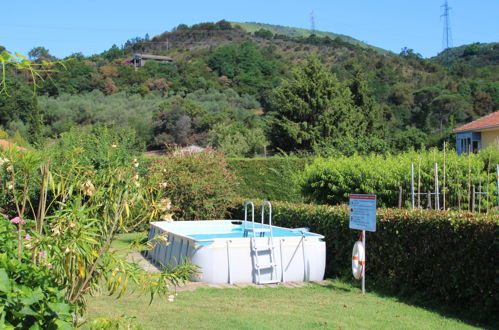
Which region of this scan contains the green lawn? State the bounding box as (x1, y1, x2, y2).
(84, 234, 481, 329)
(86, 281, 480, 329)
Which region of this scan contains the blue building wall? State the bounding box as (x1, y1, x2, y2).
(456, 131, 481, 155)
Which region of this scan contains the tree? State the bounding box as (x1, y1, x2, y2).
(207, 122, 269, 157)
(152, 97, 209, 147)
(102, 44, 124, 61)
(207, 41, 281, 96)
(265, 55, 364, 152)
(102, 77, 118, 95)
(28, 46, 56, 61)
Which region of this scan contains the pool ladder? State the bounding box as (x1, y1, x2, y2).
(243, 201, 279, 284)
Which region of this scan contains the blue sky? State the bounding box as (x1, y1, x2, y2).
(1, 0, 497, 59)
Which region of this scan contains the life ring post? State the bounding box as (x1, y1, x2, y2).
(361, 230, 365, 295)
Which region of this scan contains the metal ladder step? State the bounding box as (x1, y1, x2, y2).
(245, 228, 271, 233)
(253, 245, 275, 252)
(255, 262, 277, 270)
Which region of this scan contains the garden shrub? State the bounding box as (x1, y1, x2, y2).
(227, 157, 308, 202)
(231, 201, 498, 324)
(147, 149, 237, 220)
(0, 216, 74, 329)
(300, 149, 498, 209)
(47, 124, 143, 170)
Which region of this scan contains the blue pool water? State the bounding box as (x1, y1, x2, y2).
(183, 222, 317, 240)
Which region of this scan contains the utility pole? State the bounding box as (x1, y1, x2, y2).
(310, 11, 316, 35)
(441, 0, 453, 66)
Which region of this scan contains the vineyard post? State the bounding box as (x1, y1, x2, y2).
(468, 154, 472, 211)
(496, 164, 499, 208)
(442, 141, 447, 211)
(478, 180, 482, 213)
(434, 162, 440, 210)
(410, 163, 415, 210)
(472, 185, 475, 212)
(417, 159, 421, 208)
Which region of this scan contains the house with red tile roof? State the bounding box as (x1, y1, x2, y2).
(453, 110, 499, 155)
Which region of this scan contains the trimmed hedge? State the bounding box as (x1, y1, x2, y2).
(231, 201, 498, 324)
(227, 157, 308, 202)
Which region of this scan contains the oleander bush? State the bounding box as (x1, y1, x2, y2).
(0, 216, 75, 329)
(0, 126, 197, 327)
(227, 157, 308, 202)
(231, 200, 498, 323)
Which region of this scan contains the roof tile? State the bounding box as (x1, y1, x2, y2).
(453, 110, 499, 132)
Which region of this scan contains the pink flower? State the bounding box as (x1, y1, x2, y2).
(10, 217, 26, 225)
(39, 251, 47, 258)
(24, 234, 31, 241)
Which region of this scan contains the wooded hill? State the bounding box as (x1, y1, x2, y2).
(1, 20, 498, 156)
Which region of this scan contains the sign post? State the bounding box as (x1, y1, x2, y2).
(349, 194, 377, 295)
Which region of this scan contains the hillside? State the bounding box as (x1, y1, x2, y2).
(1, 20, 498, 156)
(232, 22, 389, 54)
(433, 42, 499, 67)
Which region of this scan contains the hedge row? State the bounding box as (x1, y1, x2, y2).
(227, 157, 308, 202)
(231, 201, 498, 324)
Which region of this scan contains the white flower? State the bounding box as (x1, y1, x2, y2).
(168, 295, 175, 302)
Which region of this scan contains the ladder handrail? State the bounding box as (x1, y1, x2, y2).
(243, 201, 255, 233)
(261, 201, 273, 237)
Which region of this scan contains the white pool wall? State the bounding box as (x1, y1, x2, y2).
(147, 220, 326, 284)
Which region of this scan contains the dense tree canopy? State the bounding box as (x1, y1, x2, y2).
(1, 21, 497, 155)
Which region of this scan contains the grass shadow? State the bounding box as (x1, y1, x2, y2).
(325, 278, 497, 329)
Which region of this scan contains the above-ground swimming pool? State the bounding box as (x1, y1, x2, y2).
(147, 202, 326, 284)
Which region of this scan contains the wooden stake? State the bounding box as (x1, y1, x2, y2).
(417, 159, 421, 209)
(478, 180, 482, 213)
(443, 142, 447, 210)
(434, 162, 440, 210)
(472, 184, 476, 212)
(467, 154, 472, 212)
(399, 185, 403, 208)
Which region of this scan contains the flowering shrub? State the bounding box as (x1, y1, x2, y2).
(147, 149, 237, 220)
(0, 129, 198, 325)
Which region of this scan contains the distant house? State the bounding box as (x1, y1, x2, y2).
(128, 54, 173, 70)
(453, 110, 499, 155)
